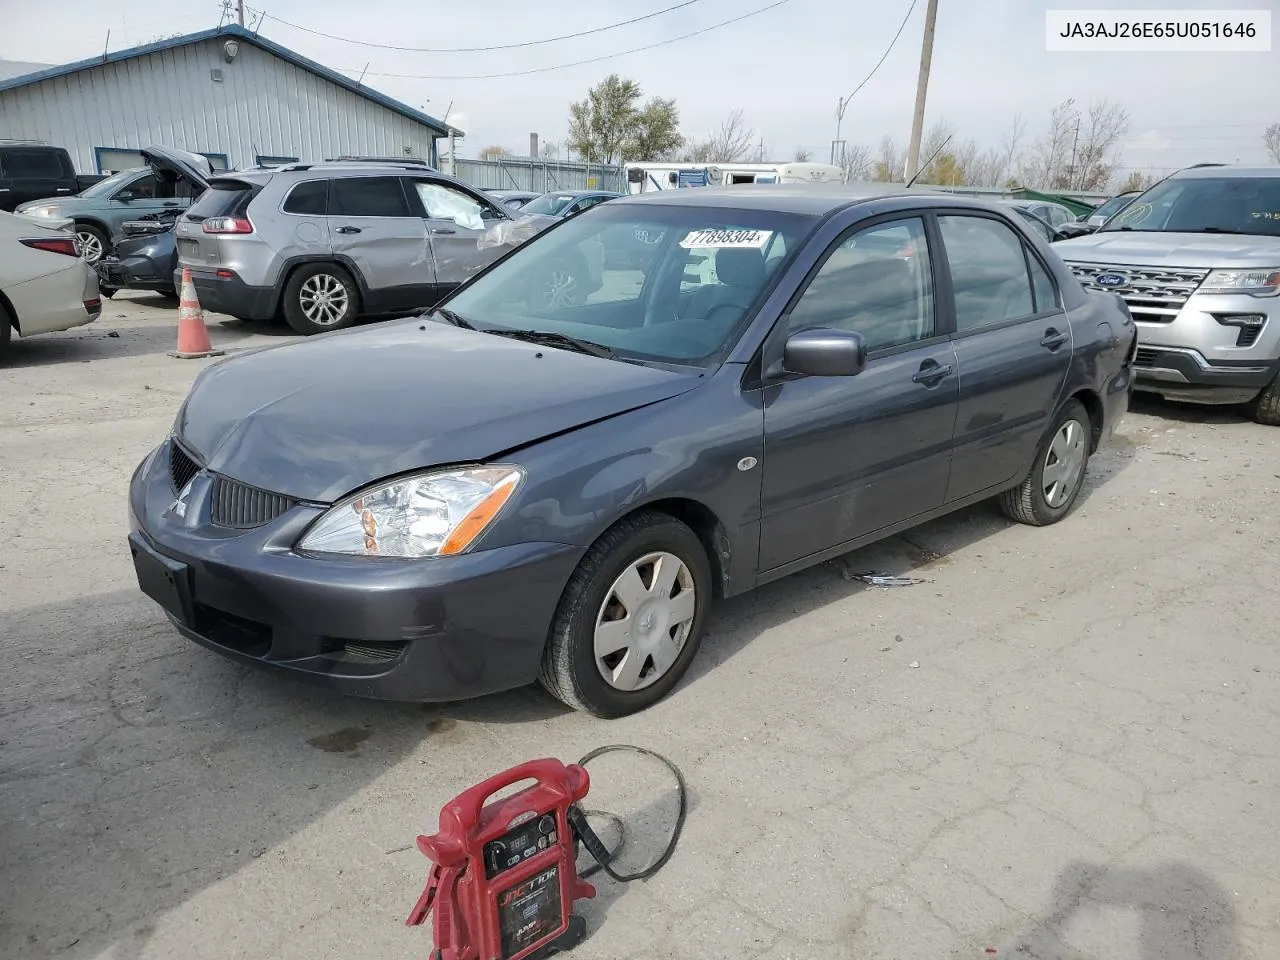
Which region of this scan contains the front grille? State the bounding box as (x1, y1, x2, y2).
(1067, 261, 1210, 324)
(169, 440, 200, 492)
(210, 475, 295, 529)
(1134, 347, 1159, 367)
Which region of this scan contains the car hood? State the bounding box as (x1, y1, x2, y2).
(176, 319, 702, 503)
(1054, 231, 1280, 268)
(140, 145, 212, 189)
(5, 209, 74, 232)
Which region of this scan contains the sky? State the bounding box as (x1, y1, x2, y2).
(3, 0, 1278, 176)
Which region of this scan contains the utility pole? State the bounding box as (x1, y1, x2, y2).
(902, 0, 940, 184)
(1067, 114, 1081, 190)
(236, 0, 245, 26)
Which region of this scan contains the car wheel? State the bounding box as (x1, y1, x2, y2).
(0, 302, 12, 363)
(539, 511, 711, 718)
(75, 224, 109, 265)
(282, 264, 359, 335)
(525, 253, 589, 311)
(1247, 374, 1280, 426)
(99, 287, 116, 299)
(999, 399, 1092, 526)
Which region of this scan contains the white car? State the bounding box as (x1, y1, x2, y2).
(0, 209, 101, 361)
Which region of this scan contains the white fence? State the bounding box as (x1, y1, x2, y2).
(449, 157, 626, 194)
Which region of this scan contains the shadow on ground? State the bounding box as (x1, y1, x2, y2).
(992, 860, 1241, 959)
(1129, 391, 1253, 426)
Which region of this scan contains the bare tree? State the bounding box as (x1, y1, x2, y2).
(794, 147, 813, 162)
(1072, 99, 1131, 190)
(873, 136, 905, 181)
(1264, 122, 1280, 164)
(1118, 170, 1160, 192)
(705, 109, 756, 162)
(1020, 98, 1079, 189)
(967, 113, 1027, 187)
(840, 143, 874, 181)
(478, 144, 508, 160)
(539, 140, 561, 160)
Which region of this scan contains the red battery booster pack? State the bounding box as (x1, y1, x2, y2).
(407, 758, 595, 960)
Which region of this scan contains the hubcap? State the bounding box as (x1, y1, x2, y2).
(594, 551, 697, 692)
(77, 231, 104, 263)
(541, 269, 578, 308)
(299, 274, 350, 326)
(1042, 418, 1087, 508)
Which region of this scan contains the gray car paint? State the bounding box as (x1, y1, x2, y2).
(131, 185, 1135, 701)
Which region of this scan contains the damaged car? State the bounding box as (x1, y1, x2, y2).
(173, 161, 586, 335)
(130, 185, 1135, 717)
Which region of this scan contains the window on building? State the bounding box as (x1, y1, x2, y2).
(200, 153, 230, 171)
(95, 148, 145, 174)
(283, 180, 329, 216)
(329, 177, 412, 217)
(256, 155, 299, 167)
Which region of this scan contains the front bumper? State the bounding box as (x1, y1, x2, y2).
(1132, 346, 1280, 404)
(99, 253, 173, 292)
(128, 442, 582, 701)
(175, 266, 277, 321)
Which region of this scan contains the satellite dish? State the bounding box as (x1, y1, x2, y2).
(706, 165, 724, 184)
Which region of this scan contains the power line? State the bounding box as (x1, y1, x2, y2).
(247, 0, 708, 53)
(842, 0, 919, 106)
(344, 1, 792, 81)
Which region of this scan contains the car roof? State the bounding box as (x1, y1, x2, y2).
(611, 181, 1027, 217)
(1169, 164, 1280, 180)
(207, 163, 471, 188)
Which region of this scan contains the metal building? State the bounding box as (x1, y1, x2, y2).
(0, 25, 454, 174)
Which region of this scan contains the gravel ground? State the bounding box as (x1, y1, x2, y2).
(2, 293, 1278, 960)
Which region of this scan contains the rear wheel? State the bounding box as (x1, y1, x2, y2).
(539, 512, 711, 717)
(75, 224, 109, 265)
(1247, 374, 1280, 426)
(999, 399, 1092, 526)
(282, 264, 359, 335)
(0, 302, 12, 363)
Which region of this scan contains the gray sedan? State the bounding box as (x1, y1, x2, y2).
(128, 185, 1136, 717)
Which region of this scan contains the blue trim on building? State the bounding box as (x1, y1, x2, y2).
(0, 25, 457, 138)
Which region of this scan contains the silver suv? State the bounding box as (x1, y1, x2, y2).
(174, 161, 594, 335)
(1055, 165, 1280, 425)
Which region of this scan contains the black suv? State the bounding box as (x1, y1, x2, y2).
(0, 142, 100, 212)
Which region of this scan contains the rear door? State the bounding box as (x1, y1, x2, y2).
(0, 147, 75, 209)
(759, 215, 959, 572)
(938, 212, 1072, 502)
(327, 176, 433, 312)
(409, 179, 514, 291)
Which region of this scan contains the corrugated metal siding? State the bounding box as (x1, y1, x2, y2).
(452, 158, 625, 194)
(0, 39, 437, 173)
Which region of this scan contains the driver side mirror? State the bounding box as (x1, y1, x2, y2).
(783, 328, 868, 377)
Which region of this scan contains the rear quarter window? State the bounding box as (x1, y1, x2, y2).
(283, 180, 329, 215)
(185, 179, 259, 221)
(0, 147, 71, 179)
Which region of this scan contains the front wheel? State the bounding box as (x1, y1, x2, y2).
(539, 512, 711, 718)
(75, 224, 109, 265)
(999, 399, 1092, 526)
(1247, 374, 1280, 426)
(282, 264, 359, 335)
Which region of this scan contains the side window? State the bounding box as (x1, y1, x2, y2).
(414, 181, 501, 229)
(787, 217, 935, 353)
(116, 174, 157, 200)
(283, 180, 329, 216)
(1, 148, 62, 179)
(939, 215, 1035, 332)
(329, 177, 411, 217)
(1028, 252, 1058, 312)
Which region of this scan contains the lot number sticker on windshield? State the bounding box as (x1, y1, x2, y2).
(680, 228, 773, 249)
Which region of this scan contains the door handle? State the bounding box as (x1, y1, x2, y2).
(912, 361, 954, 385)
(1040, 328, 1068, 350)
(431, 227, 456, 235)
(336, 226, 362, 235)
(56, 187, 72, 192)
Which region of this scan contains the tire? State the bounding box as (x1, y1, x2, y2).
(525, 251, 589, 312)
(1247, 374, 1280, 426)
(99, 287, 116, 299)
(538, 511, 712, 718)
(999, 399, 1092, 526)
(0, 302, 12, 363)
(74, 224, 110, 265)
(281, 263, 359, 335)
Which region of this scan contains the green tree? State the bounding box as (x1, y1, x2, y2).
(568, 75, 683, 164)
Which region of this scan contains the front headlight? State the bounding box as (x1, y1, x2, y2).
(23, 205, 61, 218)
(297, 466, 523, 558)
(1200, 268, 1280, 297)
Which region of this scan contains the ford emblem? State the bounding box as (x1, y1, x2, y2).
(1095, 273, 1128, 288)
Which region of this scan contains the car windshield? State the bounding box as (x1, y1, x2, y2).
(1091, 193, 1137, 221)
(442, 203, 816, 365)
(78, 168, 144, 199)
(521, 193, 579, 216)
(1101, 176, 1280, 236)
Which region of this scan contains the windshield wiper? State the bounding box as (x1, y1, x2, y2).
(423, 306, 476, 329)
(1181, 227, 1253, 235)
(489, 329, 616, 360)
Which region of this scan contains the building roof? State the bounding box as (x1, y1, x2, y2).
(0, 25, 458, 137)
(0, 59, 51, 81)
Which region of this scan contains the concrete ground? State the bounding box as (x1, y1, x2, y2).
(2, 293, 1278, 960)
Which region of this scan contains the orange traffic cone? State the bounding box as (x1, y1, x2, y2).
(170, 267, 224, 359)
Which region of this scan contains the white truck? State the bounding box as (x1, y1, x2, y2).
(624, 161, 845, 195)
